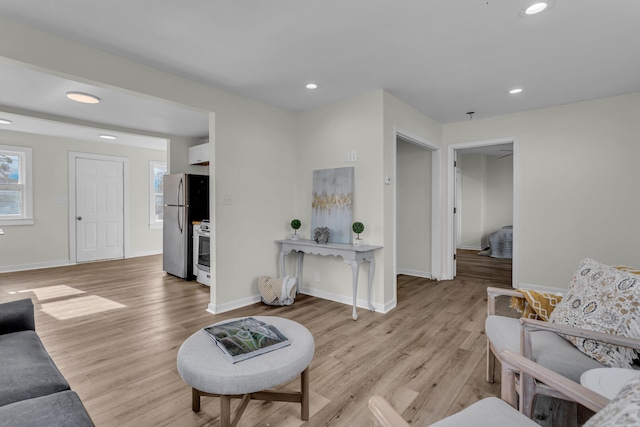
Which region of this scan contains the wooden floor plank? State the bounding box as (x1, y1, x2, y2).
(0, 250, 512, 426)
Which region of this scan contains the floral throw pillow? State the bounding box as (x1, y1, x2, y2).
(584, 376, 640, 426)
(549, 258, 640, 368)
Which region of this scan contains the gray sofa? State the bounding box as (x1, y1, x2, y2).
(0, 299, 94, 427)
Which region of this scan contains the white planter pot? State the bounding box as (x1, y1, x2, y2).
(290, 233, 300, 240)
(353, 238, 364, 246)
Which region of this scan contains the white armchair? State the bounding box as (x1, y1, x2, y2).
(485, 286, 640, 417)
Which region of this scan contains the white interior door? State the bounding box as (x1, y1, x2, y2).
(75, 158, 124, 262)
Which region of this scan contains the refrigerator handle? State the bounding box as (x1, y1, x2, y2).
(178, 177, 184, 234)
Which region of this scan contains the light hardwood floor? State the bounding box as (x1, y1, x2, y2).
(0, 251, 511, 427)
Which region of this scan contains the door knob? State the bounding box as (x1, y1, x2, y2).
(76, 216, 82, 220)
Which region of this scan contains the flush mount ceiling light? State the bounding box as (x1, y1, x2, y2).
(305, 83, 319, 90)
(509, 88, 523, 94)
(99, 134, 116, 140)
(526, 2, 548, 14)
(66, 91, 100, 104)
(0, 118, 11, 125)
(520, 0, 554, 16)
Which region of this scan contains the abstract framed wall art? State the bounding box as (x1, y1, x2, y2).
(311, 167, 354, 244)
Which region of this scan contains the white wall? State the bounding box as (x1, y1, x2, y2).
(0, 17, 298, 313)
(383, 91, 443, 305)
(444, 92, 640, 291)
(295, 91, 385, 309)
(9, 15, 638, 308)
(457, 153, 513, 250)
(168, 135, 210, 175)
(483, 155, 513, 240)
(0, 130, 166, 271)
(292, 90, 442, 313)
(397, 138, 431, 276)
(458, 154, 484, 249)
(213, 103, 297, 311)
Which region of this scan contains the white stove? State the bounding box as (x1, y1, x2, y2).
(193, 221, 211, 286)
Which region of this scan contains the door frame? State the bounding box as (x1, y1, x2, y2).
(68, 152, 130, 264)
(394, 128, 442, 287)
(446, 137, 519, 287)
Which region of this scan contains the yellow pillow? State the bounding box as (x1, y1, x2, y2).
(510, 288, 562, 322)
(615, 265, 640, 275)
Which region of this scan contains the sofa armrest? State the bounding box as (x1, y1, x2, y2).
(500, 349, 609, 413)
(487, 286, 523, 316)
(0, 299, 35, 335)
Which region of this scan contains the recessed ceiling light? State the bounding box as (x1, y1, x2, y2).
(99, 134, 116, 140)
(509, 88, 523, 94)
(525, 2, 548, 14)
(306, 83, 319, 90)
(66, 91, 101, 104)
(0, 118, 11, 125)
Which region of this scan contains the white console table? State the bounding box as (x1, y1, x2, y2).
(276, 239, 382, 320)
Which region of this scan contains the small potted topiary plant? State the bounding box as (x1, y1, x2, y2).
(290, 219, 301, 240)
(352, 221, 365, 246)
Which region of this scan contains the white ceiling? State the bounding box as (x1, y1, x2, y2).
(0, 0, 639, 143)
(0, 60, 208, 149)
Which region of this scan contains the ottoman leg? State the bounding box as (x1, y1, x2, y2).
(220, 395, 231, 427)
(192, 388, 200, 412)
(301, 367, 310, 421)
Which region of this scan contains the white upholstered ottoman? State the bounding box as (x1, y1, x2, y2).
(177, 316, 315, 427)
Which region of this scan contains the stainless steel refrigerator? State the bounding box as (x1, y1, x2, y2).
(162, 173, 209, 279)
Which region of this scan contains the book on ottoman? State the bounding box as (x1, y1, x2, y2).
(203, 317, 290, 363)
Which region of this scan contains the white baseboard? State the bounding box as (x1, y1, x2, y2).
(397, 269, 431, 279)
(128, 250, 162, 258)
(382, 297, 397, 314)
(0, 260, 72, 273)
(206, 287, 398, 316)
(298, 285, 386, 314)
(207, 295, 261, 315)
(458, 245, 483, 251)
(0, 251, 161, 273)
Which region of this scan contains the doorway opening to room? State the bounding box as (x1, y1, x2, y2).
(395, 130, 441, 302)
(449, 139, 517, 287)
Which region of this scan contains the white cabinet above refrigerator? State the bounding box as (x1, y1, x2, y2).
(188, 143, 210, 165)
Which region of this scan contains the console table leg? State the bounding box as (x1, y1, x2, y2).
(350, 261, 359, 320)
(296, 252, 304, 294)
(367, 257, 376, 312)
(279, 250, 286, 277)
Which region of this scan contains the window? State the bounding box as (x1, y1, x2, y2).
(149, 161, 166, 229)
(0, 145, 33, 225)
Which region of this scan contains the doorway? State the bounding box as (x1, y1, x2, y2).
(396, 137, 432, 277)
(448, 139, 518, 286)
(69, 152, 129, 263)
(394, 129, 441, 294)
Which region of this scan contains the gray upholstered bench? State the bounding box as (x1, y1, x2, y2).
(177, 316, 314, 427)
